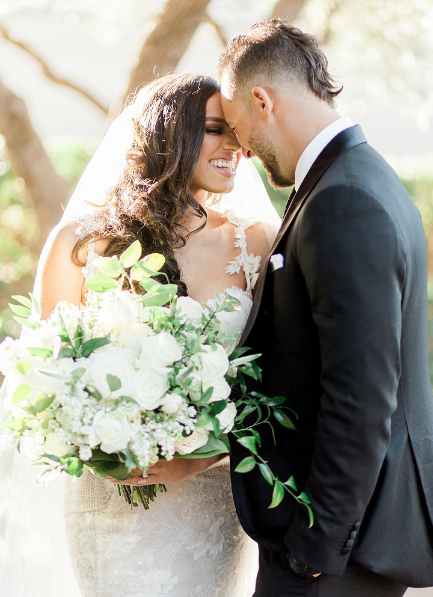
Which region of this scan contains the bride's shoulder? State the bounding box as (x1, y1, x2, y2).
(46, 221, 107, 263)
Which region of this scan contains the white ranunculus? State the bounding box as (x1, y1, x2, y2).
(176, 297, 203, 324)
(135, 367, 169, 410)
(138, 331, 183, 369)
(175, 428, 209, 455)
(160, 393, 184, 415)
(86, 346, 138, 398)
(44, 432, 72, 458)
(93, 411, 132, 454)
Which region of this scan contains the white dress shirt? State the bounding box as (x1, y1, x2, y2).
(294, 117, 355, 191)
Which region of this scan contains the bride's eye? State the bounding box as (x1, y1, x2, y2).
(206, 127, 223, 135)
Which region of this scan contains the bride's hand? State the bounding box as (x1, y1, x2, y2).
(107, 456, 224, 486)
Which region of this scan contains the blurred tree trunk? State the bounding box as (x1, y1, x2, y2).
(0, 79, 68, 246)
(120, 0, 211, 109)
(271, 0, 307, 20)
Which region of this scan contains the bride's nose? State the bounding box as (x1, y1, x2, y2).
(224, 130, 240, 150)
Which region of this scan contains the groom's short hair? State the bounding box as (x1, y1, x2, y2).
(219, 19, 342, 106)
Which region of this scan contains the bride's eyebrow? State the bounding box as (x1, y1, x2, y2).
(205, 117, 227, 124)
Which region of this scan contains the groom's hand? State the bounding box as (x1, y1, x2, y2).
(108, 455, 225, 486)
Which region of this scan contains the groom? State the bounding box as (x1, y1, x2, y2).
(220, 19, 433, 596)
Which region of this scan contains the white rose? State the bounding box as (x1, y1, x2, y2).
(44, 432, 72, 458)
(21, 321, 62, 359)
(160, 393, 184, 415)
(199, 345, 229, 380)
(50, 301, 82, 341)
(176, 297, 203, 324)
(116, 322, 152, 354)
(175, 428, 209, 455)
(12, 358, 78, 402)
(216, 402, 237, 433)
(93, 411, 131, 454)
(0, 337, 22, 375)
(86, 346, 138, 398)
(138, 332, 183, 369)
(94, 292, 142, 338)
(135, 367, 169, 410)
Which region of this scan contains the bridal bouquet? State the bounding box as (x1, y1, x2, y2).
(0, 241, 312, 524)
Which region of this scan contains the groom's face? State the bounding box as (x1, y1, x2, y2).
(221, 81, 292, 188)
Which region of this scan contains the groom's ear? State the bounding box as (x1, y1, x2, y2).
(250, 87, 274, 118)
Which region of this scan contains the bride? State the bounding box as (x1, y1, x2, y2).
(3, 73, 280, 596)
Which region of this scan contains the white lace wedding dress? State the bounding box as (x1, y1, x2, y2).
(64, 214, 261, 597)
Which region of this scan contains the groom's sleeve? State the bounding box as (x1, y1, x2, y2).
(285, 184, 406, 575)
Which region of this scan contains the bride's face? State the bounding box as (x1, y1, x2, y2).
(191, 92, 241, 195)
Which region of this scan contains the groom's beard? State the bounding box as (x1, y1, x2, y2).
(249, 133, 293, 188)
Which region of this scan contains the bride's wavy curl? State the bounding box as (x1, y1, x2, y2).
(72, 73, 220, 295)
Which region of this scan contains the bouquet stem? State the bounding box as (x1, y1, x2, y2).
(117, 483, 167, 509)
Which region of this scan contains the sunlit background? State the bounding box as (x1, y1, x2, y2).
(0, 1, 432, 594)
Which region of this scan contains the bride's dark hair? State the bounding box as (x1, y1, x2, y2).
(72, 73, 220, 295)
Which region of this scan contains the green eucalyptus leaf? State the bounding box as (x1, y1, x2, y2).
(305, 503, 315, 528)
(237, 435, 258, 456)
(273, 409, 296, 430)
(106, 374, 121, 392)
(28, 347, 53, 359)
(141, 253, 166, 273)
(211, 416, 221, 437)
(137, 277, 162, 292)
(196, 411, 212, 427)
(208, 400, 227, 416)
(80, 337, 110, 357)
(258, 395, 287, 407)
(12, 384, 32, 404)
(285, 475, 298, 492)
(31, 394, 55, 414)
(10, 303, 31, 318)
(16, 360, 32, 375)
(141, 285, 177, 307)
(11, 295, 32, 309)
(86, 274, 118, 292)
(297, 491, 312, 505)
(235, 456, 256, 473)
(119, 240, 142, 268)
(258, 462, 274, 486)
(96, 256, 123, 278)
(269, 480, 285, 509)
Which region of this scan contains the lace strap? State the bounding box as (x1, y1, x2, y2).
(225, 213, 261, 292)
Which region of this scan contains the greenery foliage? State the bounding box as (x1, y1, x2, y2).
(0, 144, 432, 383)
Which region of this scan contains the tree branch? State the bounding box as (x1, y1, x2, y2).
(0, 79, 69, 245)
(204, 14, 228, 46)
(119, 0, 212, 110)
(317, 0, 344, 46)
(0, 23, 109, 116)
(271, 0, 307, 21)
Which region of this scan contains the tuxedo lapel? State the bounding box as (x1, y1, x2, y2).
(239, 125, 367, 346)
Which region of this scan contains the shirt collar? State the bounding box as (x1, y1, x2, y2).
(294, 117, 355, 191)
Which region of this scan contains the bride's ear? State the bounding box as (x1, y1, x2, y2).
(250, 87, 274, 118)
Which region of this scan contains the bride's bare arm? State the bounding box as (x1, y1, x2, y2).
(37, 223, 84, 319)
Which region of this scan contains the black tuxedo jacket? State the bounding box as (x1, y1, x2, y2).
(230, 126, 433, 587)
